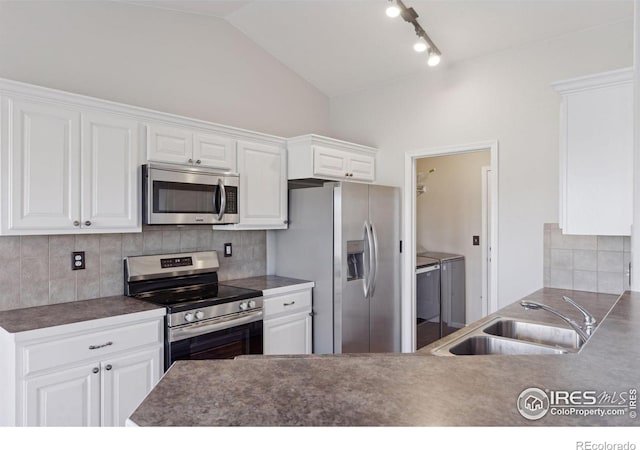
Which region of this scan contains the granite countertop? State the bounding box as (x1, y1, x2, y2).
(0, 296, 164, 334)
(222, 275, 314, 293)
(130, 288, 640, 426)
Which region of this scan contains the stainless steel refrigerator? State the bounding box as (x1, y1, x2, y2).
(274, 181, 401, 354)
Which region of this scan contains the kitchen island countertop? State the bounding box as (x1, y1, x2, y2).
(128, 288, 639, 426)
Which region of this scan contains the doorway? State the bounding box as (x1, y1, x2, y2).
(402, 141, 499, 352)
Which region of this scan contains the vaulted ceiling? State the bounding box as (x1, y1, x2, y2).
(123, 1, 634, 97)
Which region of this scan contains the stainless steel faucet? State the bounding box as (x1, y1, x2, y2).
(519, 296, 596, 343)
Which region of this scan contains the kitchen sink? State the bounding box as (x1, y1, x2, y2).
(447, 335, 567, 356)
(482, 319, 582, 350)
(431, 315, 584, 356)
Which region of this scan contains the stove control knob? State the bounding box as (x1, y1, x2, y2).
(195, 311, 204, 320)
(248, 300, 256, 308)
(184, 312, 194, 322)
(239, 302, 248, 311)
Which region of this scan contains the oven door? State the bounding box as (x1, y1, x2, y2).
(143, 163, 239, 225)
(167, 311, 263, 369)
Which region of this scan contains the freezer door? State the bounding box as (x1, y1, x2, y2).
(368, 185, 401, 353)
(335, 182, 371, 353)
(274, 184, 335, 354)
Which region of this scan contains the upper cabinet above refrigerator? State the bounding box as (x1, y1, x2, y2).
(552, 68, 633, 236)
(287, 134, 377, 183)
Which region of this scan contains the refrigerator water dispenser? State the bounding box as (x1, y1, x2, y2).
(347, 240, 364, 281)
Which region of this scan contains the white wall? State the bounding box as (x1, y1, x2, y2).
(330, 20, 634, 308)
(0, 1, 329, 138)
(416, 151, 490, 323)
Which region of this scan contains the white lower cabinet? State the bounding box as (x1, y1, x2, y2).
(101, 346, 163, 427)
(264, 312, 312, 355)
(25, 362, 101, 427)
(0, 310, 164, 427)
(263, 287, 313, 355)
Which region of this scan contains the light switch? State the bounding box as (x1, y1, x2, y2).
(473, 236, 480, 246)
(224, 243, 232, 257)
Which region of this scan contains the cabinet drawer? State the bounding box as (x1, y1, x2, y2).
(22, 319, 163, 376)
(263, 290, 311, 319)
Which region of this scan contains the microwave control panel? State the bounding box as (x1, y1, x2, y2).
(225, 186, 238, 214)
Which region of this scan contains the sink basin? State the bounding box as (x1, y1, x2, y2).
(482, 319, 582, 350)
(447, 335, 567, 356)
(430, 315, 584, 356)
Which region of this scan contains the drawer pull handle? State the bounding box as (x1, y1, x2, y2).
(89, 341, 113, 350)
(283, 301, 296, 306)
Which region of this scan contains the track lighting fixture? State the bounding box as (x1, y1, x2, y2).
(386, 0, 442, 66)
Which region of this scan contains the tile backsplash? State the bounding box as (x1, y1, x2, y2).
(543, 223, 630, 295)
(0, 227, 266, 312)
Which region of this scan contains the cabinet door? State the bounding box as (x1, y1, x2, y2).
(313, 146, 349, 179)
(264, 312, 312, 355)
(24, 362, 101, 426)
(146, 124, 193, 165)
(562, 82, 633, 235)
(194, 132, 236, 172)
(348, 154, 375, 182)
(237, 141, 287, 227)
(81, 112, 140, 231)
(4, 97, 81, 232)
(101, 346, 162, 427)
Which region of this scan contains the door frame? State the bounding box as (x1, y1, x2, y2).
(402, 141, 499, 352)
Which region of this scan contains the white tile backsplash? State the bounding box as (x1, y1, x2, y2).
(544, 223, 629, 295)
(0, 229, 266, 312)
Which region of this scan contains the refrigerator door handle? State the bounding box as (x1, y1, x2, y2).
(363, 220, 373, 297)
(369, 221, 379, 297)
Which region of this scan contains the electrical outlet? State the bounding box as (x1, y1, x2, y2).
(224, 243, 232, 257)
(72, 251, 85, 270)
(473, 236, 480, 246)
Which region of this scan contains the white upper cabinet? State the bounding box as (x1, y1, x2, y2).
(194, 132, 236, 172)
(3, 98, 81, 232)
(0, 77, 287, 235)
(235, 140, 288, 229)
(146, 124, 193, 166)
(288, 134, 377, 183)
(553, 68, 633, 236)
(0, 90, 141, 235)
(147, 124, 237, 172)
(81, 112, 140, 231)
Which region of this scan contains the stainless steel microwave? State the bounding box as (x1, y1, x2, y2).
(143, 163, 239, 225)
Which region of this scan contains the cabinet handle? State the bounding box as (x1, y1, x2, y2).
(84, 221, 92, 226)
(92, 367, 99, 374)
(283, 301, 296, 306)
(89, 341, 112, 350)
(283, 220, 289, 225)
(188, 158, 194, 163)
(105, 364, 112, 371)
(196, 159, 201, 164)
(73, 220, 80, 227)
(345, 172, 349, 177)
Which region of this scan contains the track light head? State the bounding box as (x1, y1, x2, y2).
(413, 41, 427, 53)
(386, 0, 400, 18)
(427, 48, 441, 67)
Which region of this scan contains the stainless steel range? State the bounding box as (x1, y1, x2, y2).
(124, 251, 263, 370)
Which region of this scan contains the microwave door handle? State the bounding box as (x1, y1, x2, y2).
(216, 179, 226, 221)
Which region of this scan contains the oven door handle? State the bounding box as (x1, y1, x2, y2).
(169, 310, 262, 343)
